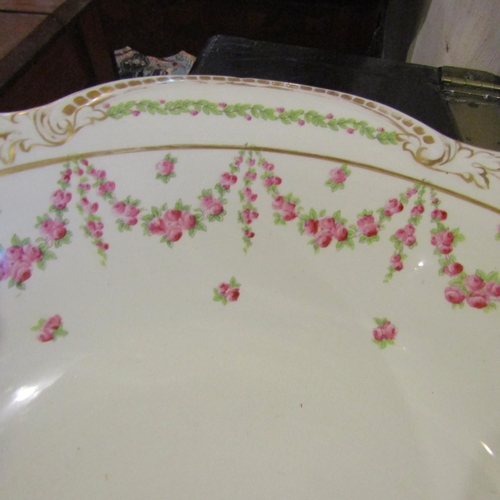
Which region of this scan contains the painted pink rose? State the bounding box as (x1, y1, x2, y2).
(244, 171, 257, 180)
(62, 169, 72, 182)
(395, 224, 416, 246)
(393, 261, 403, 271)
(189, 110, 198, 116)
(485, 282, 500, 297)
(384, 322, 397, 340)
(431, 209, 448, 221)
(304, 219, 319, 236)
(444, 262, 463, 276)
(464, 274, 485, 292)
(272, 196, 284, 210)
(326, 113, 333, 120)
(466, 291, 490, 309)
(282, 202, 296, 221)
(384, 198, 404, 216)
(444, 286, 465, 304)
(357, 215, 379, 237)
(347, 128, 355, 134)
(390, 254, 401, 264)
(333, 223, 348, 242)
(156, 159, 175, 176)
(45, 314, 62, 331)
(6, 246, 24, 262)
(81, 159, 89, 166)
(373, 326, 385, 342)
(241, 209, 252, 225)
(209, 200, 224, 216)
(247, 159, 255, 167)
(244, 114, 251, 121)
(165, 226, 182, 242)
(261, 161, 274, 171)
(439, 245, 453, 255)
(390, 254, 403, 271)
(244, 230, 255, 238)
(132, 110, 141, 116)
(148, 218, 166, 235)
(97, 181, 115, 196)
(242, 187, 257, 202)
(86, 221, 103, 238)
(23, 245, 42, 263)
(298, 119, 305, 126)
(40, 219, 55, 238)
(78, 183, 91, 191)
(200, 195, 215, 210)
(411, 204, 425, 217)
(38, 329, 54, 342)
(318, 217, 335, 231)
(125, 217, 138, 226)
(79, 198, 98, 214)
(234, 156, 243, 166)
(218, 102, 227, 108)
(163, 209, 182, 222)
(179, 212, 196, 230)
(218, 283, 230, 296)
(315, 233, 332, 248)
(124, 205, 140, 218)
(220, 172, 237, 189)
(51, 189, 72, 210)
(372, 320, 397, 341)
(276, 107, 285, 113)
(264, 176, 282, 187)
(11, 262, 32, 283)
(226, 288, 240, 302)
(329, 168, 346, 184)
(112, 201, 126, 215)
(431, 230, 454, 254)
(50, 221, 67, 241)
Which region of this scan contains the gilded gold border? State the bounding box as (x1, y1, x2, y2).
(1, 75, 500, 190)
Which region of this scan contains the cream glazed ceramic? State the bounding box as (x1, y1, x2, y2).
(1, 76, 500, 500)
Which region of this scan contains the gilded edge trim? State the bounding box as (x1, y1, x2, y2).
(1, 75, 500, 189)
(1, 143, 498, 215)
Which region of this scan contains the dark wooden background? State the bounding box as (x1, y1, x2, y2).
(99, 0, 386, 58)
(0, 0, 387, 112)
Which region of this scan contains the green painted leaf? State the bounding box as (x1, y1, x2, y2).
(486, 271, 499, 282)
(476, 269, 487, 280)
(31, 318, 45, 331)
(57, 328, 69, 337)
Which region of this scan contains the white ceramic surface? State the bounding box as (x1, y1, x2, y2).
(1, 76, 500, 500)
